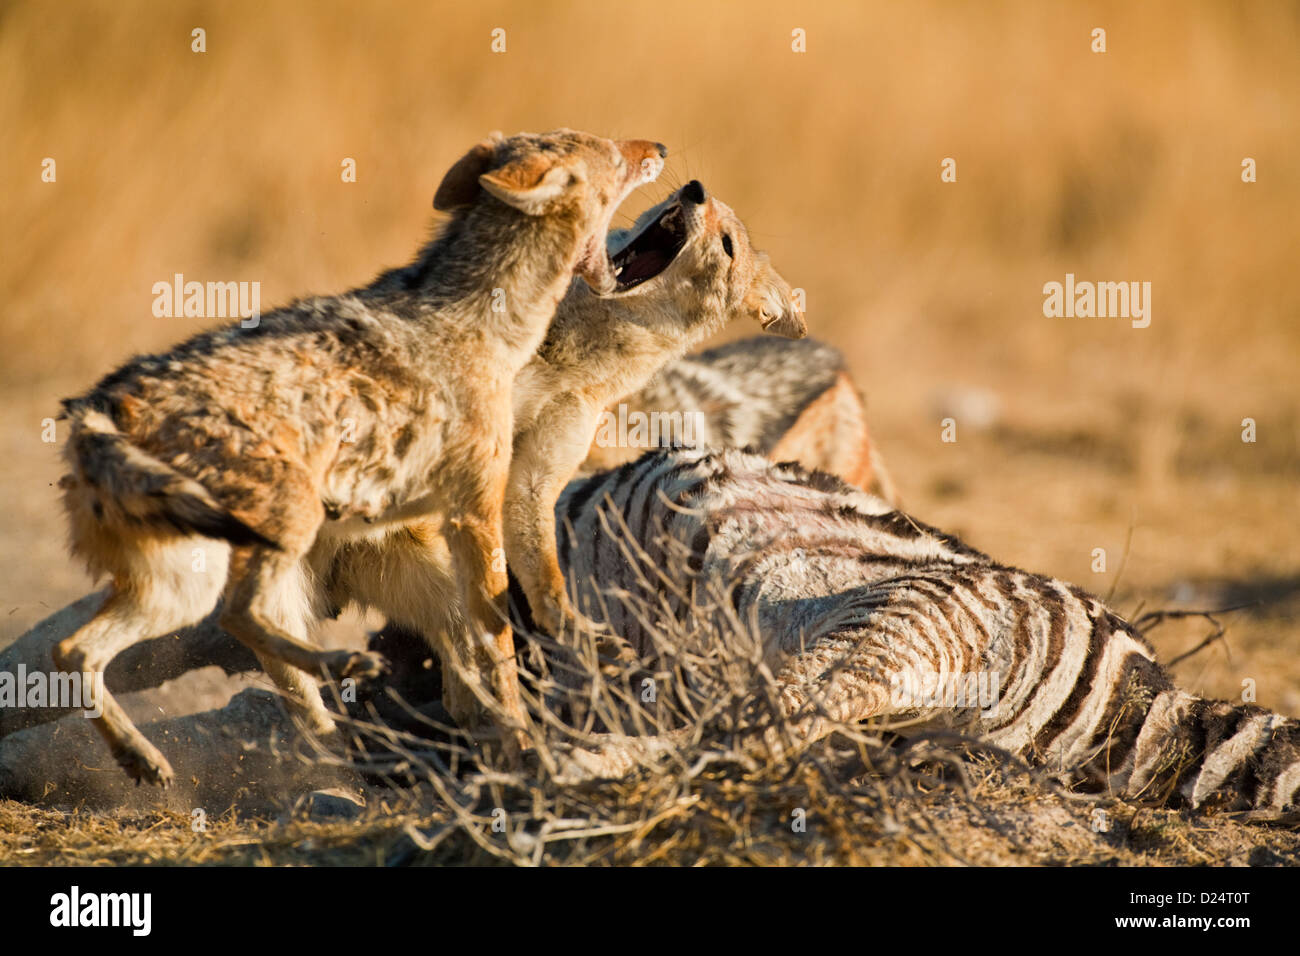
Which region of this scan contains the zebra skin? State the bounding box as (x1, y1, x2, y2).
(552, 446, 1300, 813)
(580, 336, 900, 505)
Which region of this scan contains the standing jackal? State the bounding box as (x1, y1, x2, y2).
(55, 129, 665, 785)
(502, 180, 806, 633)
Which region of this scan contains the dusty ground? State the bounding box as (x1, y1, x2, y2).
(3, 752, 1298, 866)
(1, 0, 1297, 864)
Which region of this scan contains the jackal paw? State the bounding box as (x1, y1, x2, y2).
(533, 591, 607, 638)
(323, 650, 389, 682)
(115, 741, 175, 789)
(556, 605, 610, 637)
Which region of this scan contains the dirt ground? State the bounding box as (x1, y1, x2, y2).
(4, 753, 1299, 867)
(1, 0, 1297, 864)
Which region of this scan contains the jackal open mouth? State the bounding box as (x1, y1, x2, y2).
(611, 201, 688, 291)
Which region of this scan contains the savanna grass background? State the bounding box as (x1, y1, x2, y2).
(1, 0, 1298, 864)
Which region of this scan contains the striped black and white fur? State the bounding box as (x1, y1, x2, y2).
(553, 446, 1300, 813)
(580, 337, 900, 504)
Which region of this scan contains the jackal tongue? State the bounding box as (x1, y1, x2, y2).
(616, 248, 671, 286)
(611, 204, 684, 289)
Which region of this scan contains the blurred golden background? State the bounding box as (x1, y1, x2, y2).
(2, 0, 1297, 709)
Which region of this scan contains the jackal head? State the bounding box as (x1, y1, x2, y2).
(605, 180, 807, 339)
(433, 129, 666, 295)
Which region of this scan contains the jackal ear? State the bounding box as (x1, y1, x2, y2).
(479, 156, 581, 216)
(433, 133, 504, 211)
(747, 255, 807, 339)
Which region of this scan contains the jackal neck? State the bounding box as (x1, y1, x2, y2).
(544, 280, 725, 360)
(384, 202, 586, 359)
(525, 281, 729, 413)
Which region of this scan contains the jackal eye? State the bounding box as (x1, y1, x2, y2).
(722, 234, 734, 258)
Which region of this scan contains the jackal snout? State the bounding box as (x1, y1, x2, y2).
(434, 130, 665, 297)
(618, 139, 668, 182)
(607, 179, 807, 339)
(574, 138, 666, 295)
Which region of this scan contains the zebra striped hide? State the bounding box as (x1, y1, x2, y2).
(553, 446, 1300, 814)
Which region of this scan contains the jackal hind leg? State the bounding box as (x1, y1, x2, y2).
(53, 536, 229, 787)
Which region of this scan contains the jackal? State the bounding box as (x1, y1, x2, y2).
(501, 180, 806, 633)
(55, 129, 665, 785)
(580, 336, 899, 504)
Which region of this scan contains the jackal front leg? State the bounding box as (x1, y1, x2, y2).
(504, 399, 600, 635)
(445, 501, 529, 764)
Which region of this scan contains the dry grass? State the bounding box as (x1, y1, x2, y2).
(5, 635, 1300, 866)
(1, 545, 1298, 866)
(8, 778, 1300, 866)
(1, 0, 1298, 863)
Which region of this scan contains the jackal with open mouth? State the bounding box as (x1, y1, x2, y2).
(54, 129, 665, 785)
(323, 181, 805, 649)
(501, 179, 806, 634)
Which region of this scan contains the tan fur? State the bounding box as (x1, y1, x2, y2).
(501, 182, 806, 633)
(54, 128, 666, 785)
